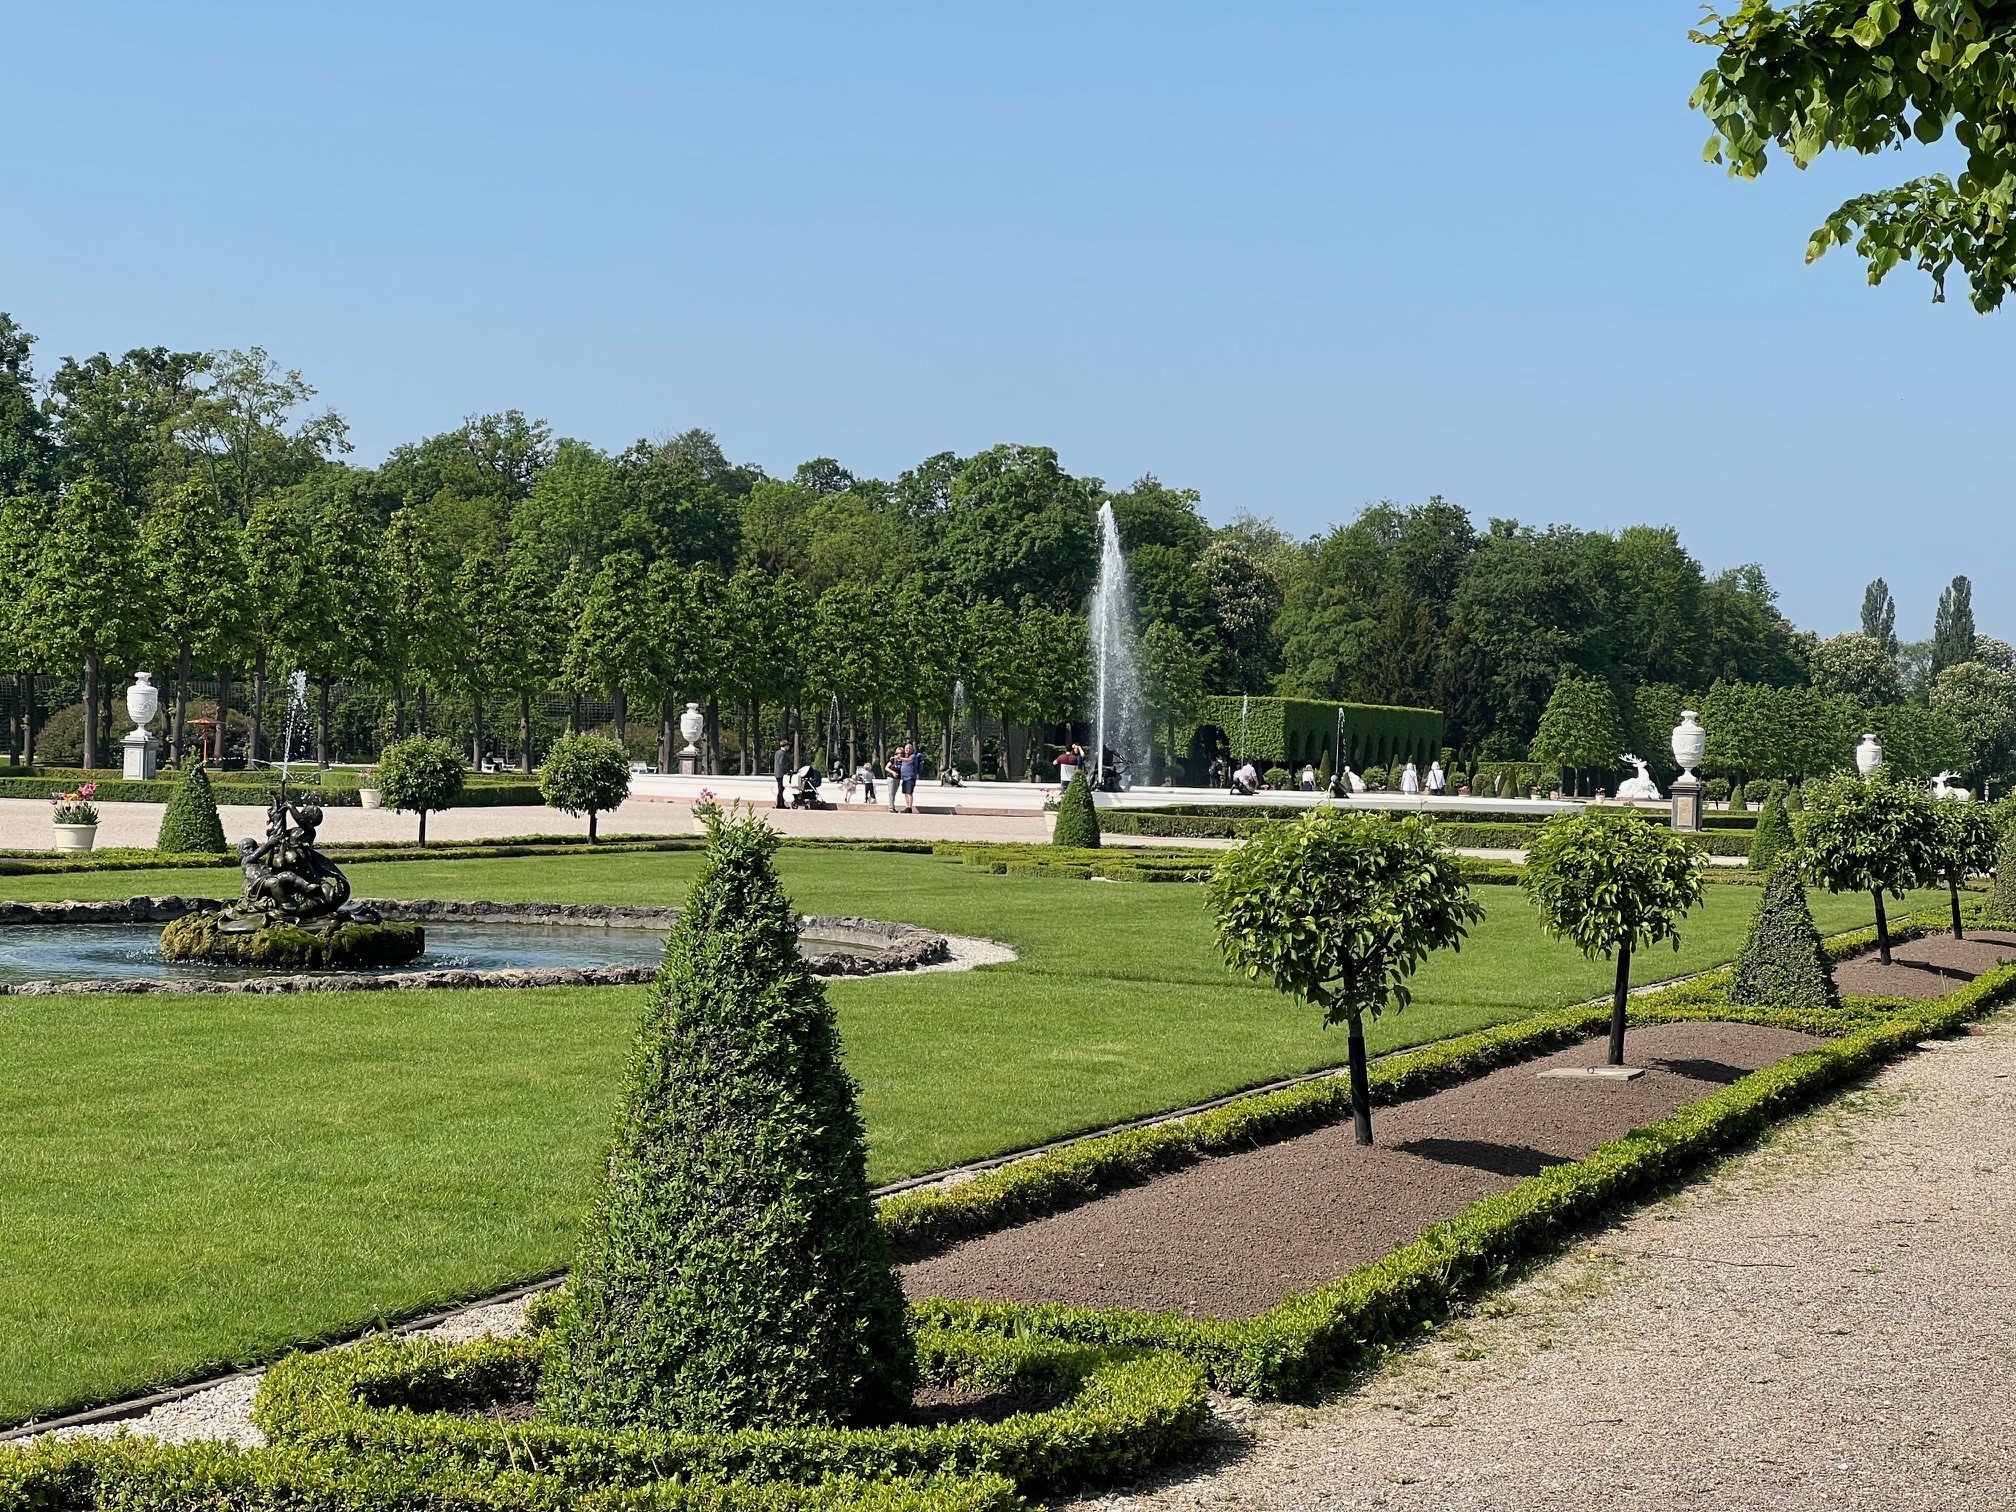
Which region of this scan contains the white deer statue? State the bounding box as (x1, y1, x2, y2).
(1616, 754, 1662, 801)
(1931, 771, 1972, 802)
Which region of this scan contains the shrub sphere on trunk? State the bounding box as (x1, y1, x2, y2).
(375, 735, 466, 847)
(1990, 822, 2016, 923)
(539, 731, 632, 843)
(539, 812, 916, 1433)
(1052, 769, 1101, 848)
(155, 756, 228, 854)
(1729, 863, 1840, 1012)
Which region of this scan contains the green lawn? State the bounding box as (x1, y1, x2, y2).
(0, 849, 1937, 1425)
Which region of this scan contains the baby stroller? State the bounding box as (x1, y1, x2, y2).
(788, 765, 830, 809)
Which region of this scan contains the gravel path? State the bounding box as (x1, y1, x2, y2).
(1072, 1013, 2016, 1512)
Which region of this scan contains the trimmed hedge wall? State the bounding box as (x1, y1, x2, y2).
(0, 1438, 1020, 1512)
(253, 1326, 1207, 1499)
(1192, 696, 1442, 772)
(917, 955, 2012, 1400)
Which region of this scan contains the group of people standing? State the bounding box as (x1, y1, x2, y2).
(772, 739, 923, 813)
(1213, 755, 1448, 798)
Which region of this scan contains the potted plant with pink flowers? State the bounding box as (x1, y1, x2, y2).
(51, 783, 101, 852)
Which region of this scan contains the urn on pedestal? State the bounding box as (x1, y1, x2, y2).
(122, 672, 161, 781)
(677, 701, 705, 775)
(1668, 709, 1705, 832)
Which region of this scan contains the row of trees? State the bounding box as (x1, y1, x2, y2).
(1, 312, 2002, 779)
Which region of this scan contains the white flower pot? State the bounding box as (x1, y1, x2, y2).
(359, 788, 383, 809)
(1041, 811, 1058, 836)
(53, 822, 97, 853)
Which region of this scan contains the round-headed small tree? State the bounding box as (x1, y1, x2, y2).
(1797, 774, 1942, 965)
(1932, 799, 1999, 941)
(539, 730, 632, 843)
(376, 734, 466, 847)
(1052, 767, 1101, 848)
(1207, 811, 1482, 1144)
(539, 810, 915, 1431)
(155, 755, 229, 854)
(1522, 808, 1705, 1066)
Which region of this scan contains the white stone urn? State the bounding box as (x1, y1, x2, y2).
(678, 702, 705, 755)
(125, 672, 160, 734)
(359, 788, 383, 809)
(1855, 732, 1883, 778)
(1670, 710, 1706, 777)
(52, 822, 97, 853)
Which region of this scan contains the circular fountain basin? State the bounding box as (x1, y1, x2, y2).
(0, 900, 949, 994)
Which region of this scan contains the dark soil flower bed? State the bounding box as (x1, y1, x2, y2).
(1830, 927, 2016, 1000)
(900, 1020, 1822, 1320)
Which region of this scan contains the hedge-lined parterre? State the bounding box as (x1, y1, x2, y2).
(250, 1326, 1206, 1499)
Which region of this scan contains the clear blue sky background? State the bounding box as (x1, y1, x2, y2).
(4, 3, 2005, 638)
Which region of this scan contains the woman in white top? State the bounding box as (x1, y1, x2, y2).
(1425, 760, 1446, 795)
(1299, 763, 1317, 791)
(1400, 761, 1420, 795)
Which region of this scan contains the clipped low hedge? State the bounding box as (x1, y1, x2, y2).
(0, 1438, 1019, 1512)
(919, 957, 2016, 1399)
(0, 776, 544, 809)
(253, 1326, 1207, 1499)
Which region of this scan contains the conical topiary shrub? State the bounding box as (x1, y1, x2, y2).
(1748, 791, 1792, 873)
(1052, 768, 1101, 848)
(1989, 822, 2016, 924)
(155, 756, 229, 854)
(539, 812, 916, 1433)
(1728, 863, 1840, 1012)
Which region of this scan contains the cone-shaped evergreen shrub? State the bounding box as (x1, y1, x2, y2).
(1748, 792, 1792, 873)
(1990, 823, 2016, 923)
(1052, 769, 1101, 848)
(539, 813, 916, 1433)
(155, 757, 229, 854)
(1729, 863, 1840, 1012)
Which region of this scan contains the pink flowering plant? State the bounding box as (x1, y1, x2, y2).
(51, 783, 100, 825)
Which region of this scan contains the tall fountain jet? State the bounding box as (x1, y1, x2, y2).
(1089, 503, 1146, 789)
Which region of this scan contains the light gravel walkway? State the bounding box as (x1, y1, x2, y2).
(1075, 1014, 2016, 1512)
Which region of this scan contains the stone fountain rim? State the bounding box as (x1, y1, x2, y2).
(0, 898, 950, 995)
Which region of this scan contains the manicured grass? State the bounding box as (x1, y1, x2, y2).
(0, 849, 1940, 1425)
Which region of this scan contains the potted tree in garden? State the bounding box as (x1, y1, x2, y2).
(1931, 798, 1998, 941)
(1797, 774, 1942, 964)
(1206, 810, 1482, 1145)
(539, 730, 631, 843)
(49, 782, 100, 852)
(1523, 808, 1704, 1068)
(375, 735, 466, 847)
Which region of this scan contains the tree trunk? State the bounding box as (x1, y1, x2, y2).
(418, 683, 430, 735)
(705, 698, 720, 775)
(316, 678, 331, 769)
(83, 651, 100, 770)
(613, 688, 627, 744)
(1950, 876, 1965, 940)
(1873, 889, 1891, 965)
(568, 692, 581, 734)
(1346, 1012, 1373, 1146)
(1609, 945, 1632, 1066)
(471, 693, 485, 770)
(173, 645, 192, 764)
(418, 808, 428, 846)
(520, 692, 534, 772)
(392, 678, 407, 740)
(588, 808, 600, 843)
(251, 649, 266, 766)
(216, 666, 232, 764)
(659, 696, 674, 774)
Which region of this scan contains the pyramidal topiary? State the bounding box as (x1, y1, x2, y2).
(155, 756, 228, 854)
(1052, 768, 1101, 848)
(1748, 791, 1792, 873)
(539, 812, 916, 1433)
(1989, 822, 2016, 924)
(1729, 863, 1840, 1012)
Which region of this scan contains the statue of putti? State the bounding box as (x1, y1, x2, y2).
(217, 785, 379, 933)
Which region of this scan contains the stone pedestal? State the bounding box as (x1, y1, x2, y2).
(122, 729, 158, 781)
(1669, 772, 1703, 832)
(676, 751, 699, 775)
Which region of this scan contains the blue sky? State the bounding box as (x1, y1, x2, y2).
(4, 3, 2005, 637)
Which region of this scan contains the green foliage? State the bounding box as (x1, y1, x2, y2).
(1051, 770, 1101, 849)
(540, 814, 916, 1432)
(1728, 865, 1840, 1012)
(158, 913, 425, 969)
(1207, 811, 1481, 1028)
(1692, 2, 2016, 311)
(1992, 822, 2016, 923)
(1795, 775, 1943, 901)
(1528, 675, 1622, 783)
(376, 735, 468, 844)
(1521, 808, 1705, 961)
(1929, 660, 2016, 782)
(155, 757, 228, 855)
(1193, 695, 1440, 771)
(539, 731, 633, 841)
(1747, 791, 1792, 873)
(1699, 680, 1856, 782)
(259, 1326, 1203, 1499)
(1934, 799, 2000, 885)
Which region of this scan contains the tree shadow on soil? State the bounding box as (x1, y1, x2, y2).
(1388, 1137, 1566, 1179)
(1642, 1057, 1750, 1086)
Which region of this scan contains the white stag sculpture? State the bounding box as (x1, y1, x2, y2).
(1616, 754, 1662, 801)
(1931, 771, 1973, 802)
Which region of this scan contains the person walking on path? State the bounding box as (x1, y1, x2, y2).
(1401, 760, 1420, 795)
(900, 744, 922, 813)
(1426, 759, 1446, 796)
(854, 758, 876, 805)
(773, 739, 791, 809)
